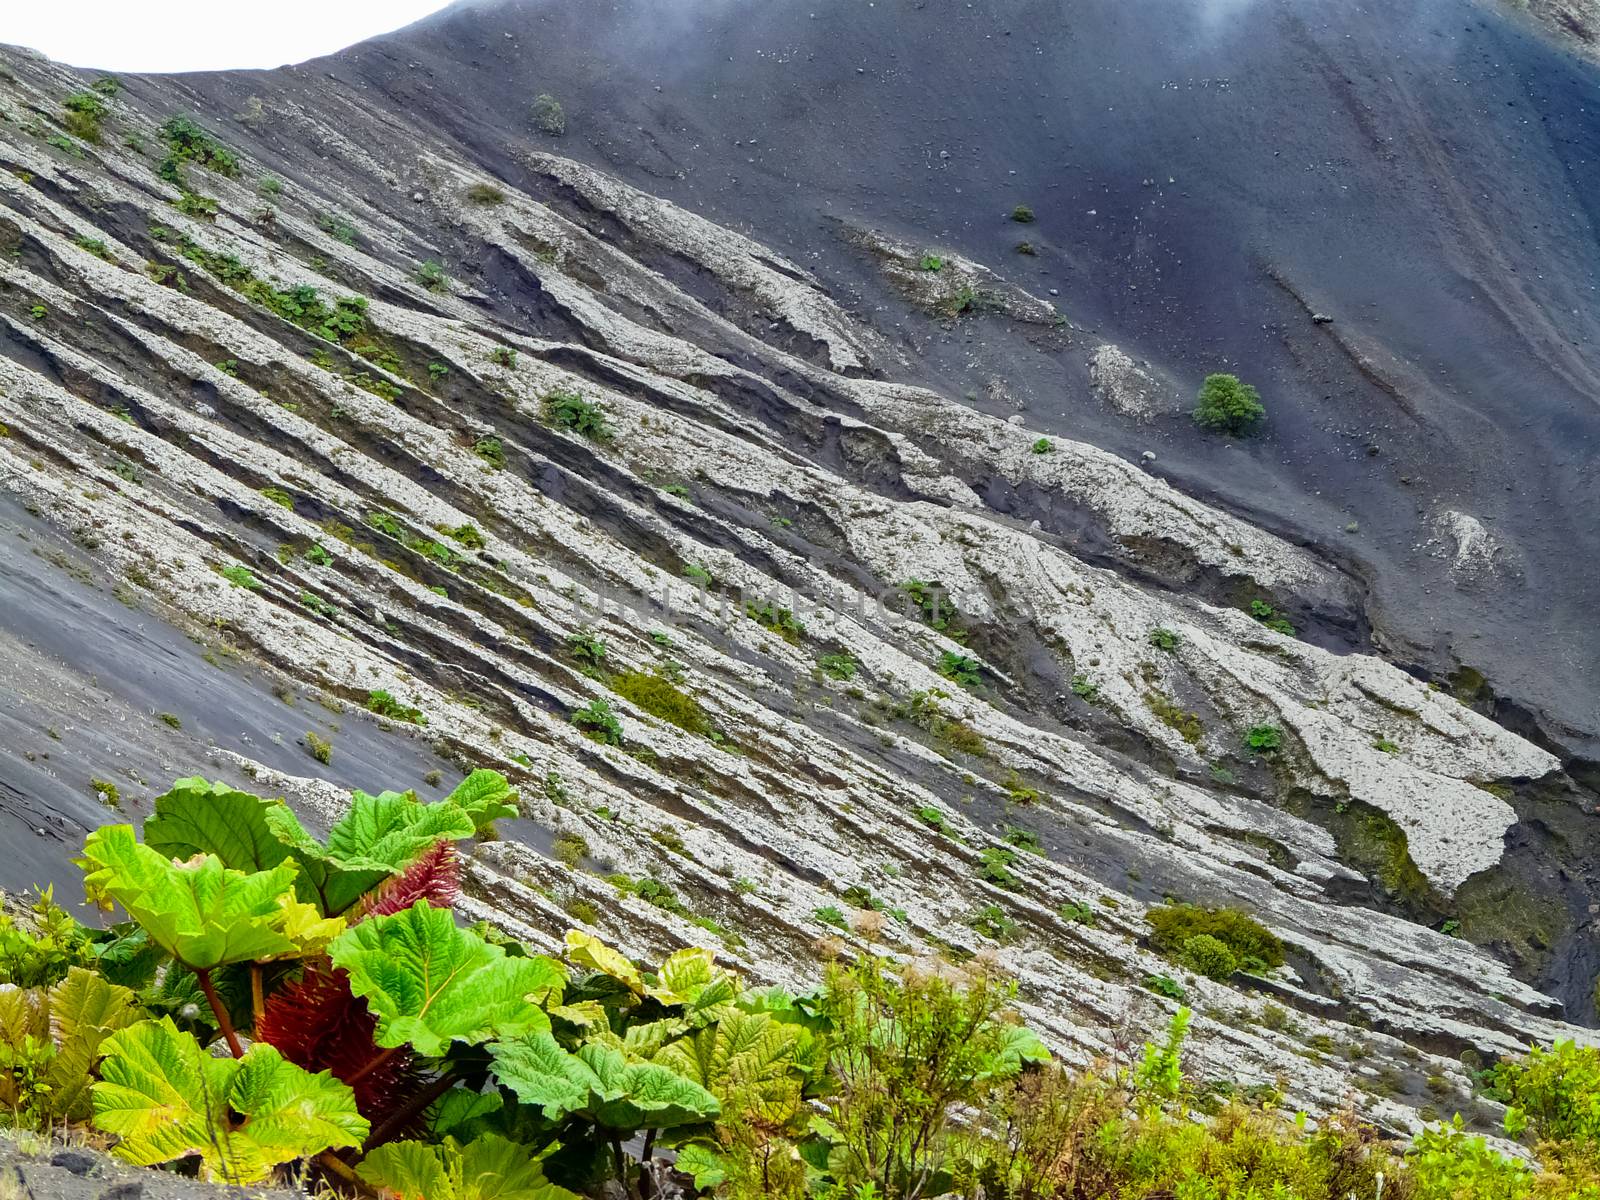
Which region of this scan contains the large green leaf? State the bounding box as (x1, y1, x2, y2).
(442, 769, 519, 833)
(490, 1035, 720, 1132)
(330, 901, 563, 1056)
(142, 778, 292, 872)
(652, 946, 742, 1022)
(578, 1042, 721, 1131)
(265, 790, 477, 914)
(93, 1017, 367, 1183)
(489, 1033, 601, 1122)
(76, 826, 342, 971)
(656, 1010, 811, 1124)
(359, 1134, 575, 1200)
(45, 966, 146, 1120)
(563, 929, 645, 997)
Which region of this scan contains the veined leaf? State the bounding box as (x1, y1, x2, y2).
(489, 1033, 598, 1122)
(656, 1010, 811, 1124)
(578, 1042, 721, 1131)
(651, 946, 742, 1022)
(490, 1035, 720, 1132)
(359, 1133, 576, 1200)
(46, 966, 146, 1120)
(442, 769, 519, 833)
(76, 826, 339, 970)
(428, 1086, 504, 1139)
(330, 901, 563, 1056)
(265, 790, 476, 915)
(564, 929, 644, 996)
(142, 778, 291, 873)
(93, 1017, 367, 1184)
(674, 1144, 728, 1190)
(980, 1020, 1052, 1080)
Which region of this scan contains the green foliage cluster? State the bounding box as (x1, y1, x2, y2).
(817, 652, 858, 681)
(745, 599, 805, 643)
(1145, 903, 1284, 978)
(1246, 723, 1284, 753)
(366, 689, 428, 725)
(610, 671, 711, 737)
(937, 650, 983, 688)
(4, 768, 1600, 1198)
(1192, 372, 1266, 436)
(62, 91, 109, 143)
(898, 578, 962, 638)
(896, 691, 987, 758)
(572, 697, 624, 746)
(544, 390, 613, 442)
(1249, 598, 1297, 636)
(158, 115, 240, 177)
(532, 93, 567, 136)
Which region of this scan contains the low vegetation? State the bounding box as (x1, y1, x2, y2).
(1145, 903, 1285, 980)
(1, 768, 1598, 1196)
(544, 389, 613, 441)
(1192, 372, 1266, 436)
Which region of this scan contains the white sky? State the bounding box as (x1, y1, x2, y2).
(1, 1, 452, 73)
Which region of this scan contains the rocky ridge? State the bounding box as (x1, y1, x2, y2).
(0, 38, 1589, 1143)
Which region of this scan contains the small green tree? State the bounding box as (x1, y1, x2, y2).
(1192, 373, 1266, 435)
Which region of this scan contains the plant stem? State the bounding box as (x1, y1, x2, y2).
(196, 967, 243, 1058)
(250, 964, 266, 1025)
(317, 1150, 373, 1195)
(363, 1070, 460, 1150)
(345, 1045, 398, 1085)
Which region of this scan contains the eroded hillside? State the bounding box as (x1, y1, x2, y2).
(0, 31, 1593, 1139)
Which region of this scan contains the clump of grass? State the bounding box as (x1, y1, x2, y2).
(156, 713, 182, 730)
(1011, 205, 1036, 223)
(467, 182, 507, 205)
(610, 670, 711, 737)
(62, 91, 109, 143)
(91, 778, 121, 809)
(260, 486, 294, 510)
(317, 212, 358, 245)
(1146, 903, 1284, 976)
(552, 831, 590, 868)
(305, 730, 332, 764)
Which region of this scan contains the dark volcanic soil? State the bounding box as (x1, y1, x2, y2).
(253, 0, 1599, 758)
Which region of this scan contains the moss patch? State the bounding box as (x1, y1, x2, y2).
(610, 671, 709, 737)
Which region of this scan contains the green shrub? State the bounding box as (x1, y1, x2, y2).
(317, 212, 358, 245)
(467, 182, 506, 205)
(1148, 626, 1180, 652)
(1180, 933, 1239, 981)
(543, 390, 611, 441)
(473, 435, 506, 468)
(571, 698, 623, 745)
(1193, 372, 1266, 436)
(937, 651, 983, 687)
(814, 904, 848, 930)
(415, 260, 447, 292)
(531, 93, 566, 136)
(304, 731, 332, 765)
(159, 115, 238, 176)
(919, 254, 945, 272)
(62, 92, 108, 143)
(1494, 1040, 1600, 1146)
(218, 564, 261, 591)
(818, 652, 858, 680)
(366, 689, 427, 725)
(1248, 598, 1296, 636)
(566, 630, 608, 673)
(1031, 437, 1053, 454)
(488, 346, 517, 368)
(1146, 903, 1283, 974)
(610, 670, 710, 736)
(1245, 724, 1283, 754)
(1011, 205, 1036, 223)
(745, 600, 805, 643)
(978, 846, 1019, 889)
(969, 903, 1018, 942)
